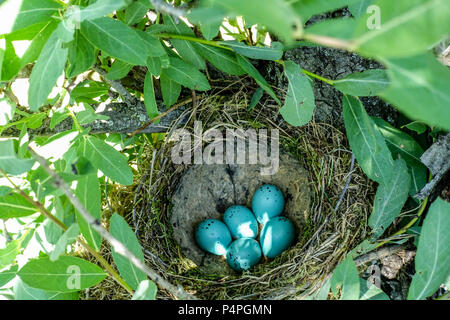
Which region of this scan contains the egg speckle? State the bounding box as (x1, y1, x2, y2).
(226, 238, 262, 271)
(223, 205, 258, 239)
(259, 216, 295, 258)
(251, 184, 285, 224)
(195, 219, 232, 255)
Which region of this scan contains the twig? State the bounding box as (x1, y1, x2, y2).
(27, 147, 197, 300)
(93, 65, 138, 106)
(354, 244, 408, 266)
(334, 153, 355, 212)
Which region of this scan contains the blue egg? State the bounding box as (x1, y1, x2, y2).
(259, 216, 295, 258)
(195, 219, 232, 255)
(223, 205, 258, 239)
(251, 184, 285, 224)
(226, 238, 262, 271)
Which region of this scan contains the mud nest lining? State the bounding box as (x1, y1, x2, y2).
(92, 90, 376, 300)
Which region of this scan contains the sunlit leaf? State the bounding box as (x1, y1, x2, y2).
(333, 69, 389, 97)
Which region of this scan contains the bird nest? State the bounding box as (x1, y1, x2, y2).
(88, 90, 376, 300)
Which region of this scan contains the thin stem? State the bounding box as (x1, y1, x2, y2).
(301, 69, 335, 85)
(155, 33, 233, 51)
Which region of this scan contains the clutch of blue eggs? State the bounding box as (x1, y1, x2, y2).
(195, 184, 296, 272)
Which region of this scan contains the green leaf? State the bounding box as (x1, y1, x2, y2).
(220, 41, 283, 61)
(249, 87, 263, 111)
(408, 198, 450, 300)
(14, 278, 79, 300)
(359, 278, 389, 300)
(79, 135, 133, 185)
(105, 60, 132, 81)
(0, 140, 35, 176)
(164, 16, 205, 70)
(164, 57, 210, 91)
(368, 159, 411, 238)
(80, 17, 148, 66)
(333, 69, 389, 97)
(0, 265, 18, 287)
(0, 192, 36, 219)
(77, 0, 128, 22)
(354, 0, 450, 58)
(43, 196, 65, 244)
(137, 31, 166, 57)
(18, 256, 106, 292)
(212, 0, 302, 41)
(50, 224, 80, 262)
(331, 256, 360, 300)
(188, 7, 224, 40)
(293, 0, 359, 22)
(110, 213, 147, 290)
(372, 117, 427, 196)
(193, 43, 245, 76)
(74, 174, 102, 251)
(236, 55, 280, 104)
(342, 95, 393, 184)
(403, 121, 427, 135)
(160, 72, 181, 107)
(280, 61, 316, 127)
(380, 53, 450, 131)
(0, 239, 21, 269)
(67, 31, 96, 79)
(200, 21, 222, 41)
(348, 0, 373, 18)
(125, 1, 149, 25)
(305, 18, 358, 40)
(146, 56, 162, 76)
(132, 280, 157, 300)
(0, 0, 61, 35)
(28, 24, 68, 111)
(76, 105, 109, 125)
(0, 98, 15, 126)
(312, 277, 331, 300)
(144, 71, 159, 119)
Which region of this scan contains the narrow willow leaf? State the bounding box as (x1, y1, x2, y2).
(164, 57, 210, 91)
(193, 43, 245, 76)
(359, 279, 389, 300)
(14, 278, 79, 300)
(106, 60, 132, 80)
(188, 7, 224, 40)
(132, 280, 157, 300)
(160, 72, 181, 107)
(0, 265, 18, 287)
(80, 17, 148, 66)
(0, 140, 34, 176)
(74, 174, 102, 251)
(211, 0, 302, 41)
(164, 16, 205, 70)
(18, 256, 107, 292)
(137, 31, 166, 57)
(144, 71, 159, 119)
(236, 55, 280, 104)
(380, 53, 450, 131)
(110, 213, 147, 290)
(280, 61, 316, 127)
(369, 159, 411, 238)
(0, 239, 21, 269)
(200, 21, 222, 41)
(50, 224, 80, 262)
(80, 135, 133, 185)
(372, 117, 427, 196)
(28, 25, 68, 111)
(342, 95, 393, 184)
(125, 1, 149, 25)
(305, 18, 358, 40)
(333, 69, 389, 97)
(67, 31, 96, 79)
(408, 198, 450, 300)
(0, 0, 61, 35)
(249, 87, 263, 111)
(147, 56, 162, 76)
(0, 193, 36, 219)
(43, 196, 65, 245)
(331, 257, 360, 300)
(354, 0, 450, 58)
(220, 41, 283, 61)
(312, 277, 331, 300)
(78, 0, 127, 22)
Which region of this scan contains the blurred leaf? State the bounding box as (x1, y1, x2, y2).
(380, 53, 450, 131)
(354, 0, 450, 58)
(0, 239, 21, 269)
(0, 265, 18, 287)
(14, 278, 79, 300)
(79, 135, 133, 185)
(187, 7, 225, 40)
(125, 0, 149, 25)
(359, 278, 389, 300)
(77, 0, 128, 22)
(236, 55, 280, 104)
(132, 280, 157, 300)
(18, 256, 106, 292)
(305, 18, 358, 40)
(144, 71, 159, 119)
(160, 72, 181, 107)
(369, 159, 411, 238)
(164, 57, 210, 91)
(280, 61, 316, 126)
(110, 213, 147, 290)
(331, 256, 360, 300)
(193, 43, 245, 76)
(348, 0, 373, 17)
(313, 277, 331, 300)
(220, 41, 283, 61)
(67, 31, 96, 78)
(28, 25, 68, 111)
(164, 16, 205, 70)
(293, 0, 358, 22)
(408, 198, 450, 300)
(372, 117, 427, 196)
(81, 17, 148, 66)
(106, 59, 132, 80)
(49, 224, 79, 262)
(333, 69, 389, 96)
(0, 140, 34, 175)
(342, 95, 393, 184)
